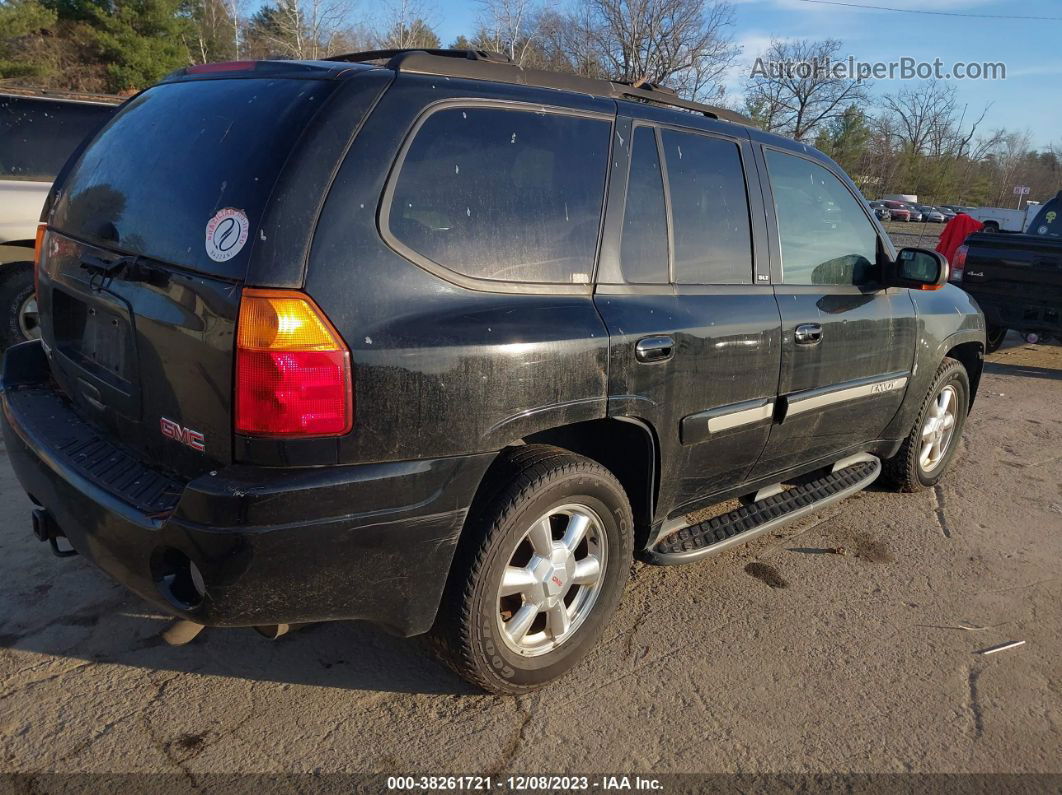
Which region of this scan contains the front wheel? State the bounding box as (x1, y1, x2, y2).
(883, 357, 970, 492)
(431, 446, 633, 694)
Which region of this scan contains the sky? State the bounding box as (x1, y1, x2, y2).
(417, 0, 1062, 149)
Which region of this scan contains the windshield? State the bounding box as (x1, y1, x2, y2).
(1028, 192, 1061, 238)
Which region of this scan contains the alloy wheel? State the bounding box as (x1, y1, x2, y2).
(496, 504, 607, 657)
(919, 385, 957, 472)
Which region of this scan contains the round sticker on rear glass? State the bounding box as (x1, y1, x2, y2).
(205, 208, 250, 262)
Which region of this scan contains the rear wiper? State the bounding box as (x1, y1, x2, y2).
(80, 254, 164, 290)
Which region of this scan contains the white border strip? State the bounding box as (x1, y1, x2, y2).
(787, 376, 908, 417)
(706, 402, 775, 433)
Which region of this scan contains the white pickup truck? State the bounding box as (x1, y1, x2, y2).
(966, 202, 1042, 234)
(1, 90, 118, 349)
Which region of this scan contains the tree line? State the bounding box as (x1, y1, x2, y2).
(1, 0, 1058, 206)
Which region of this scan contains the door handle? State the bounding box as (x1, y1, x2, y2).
(635, 335, 674, 363)
(794, 323, 823, 345)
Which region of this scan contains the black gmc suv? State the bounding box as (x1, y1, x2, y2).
(0, 50, 985, 694)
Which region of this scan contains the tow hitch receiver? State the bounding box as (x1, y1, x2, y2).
(31, 508, 78, 558)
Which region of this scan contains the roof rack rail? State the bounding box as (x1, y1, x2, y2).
(325, 48, 513, 65)
(611, 84, 748, 125)
(324, 48, 752, 127)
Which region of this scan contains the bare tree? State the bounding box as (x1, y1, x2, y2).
(190, 0, 236, 63)
(476, 0, 543, 65)
(985, 130, 1033, 206)
(881, 82, 958, 157)
(744, 38, 867, 141)
(227, 0, 245, 58)
(376, 0, 439, 49)
(248, 0, 353, 59)
(585, 0, 737, 100)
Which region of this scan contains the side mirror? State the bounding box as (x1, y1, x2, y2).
(889, 247, 948, 290)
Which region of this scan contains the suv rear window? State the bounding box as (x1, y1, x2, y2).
(50, 78, 337, 280)
(0, 95, 115, 182)
(386, 106, 611, 285)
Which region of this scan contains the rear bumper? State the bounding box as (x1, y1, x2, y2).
(1, 340, 493, 636)
(966, 292, 1062, 334)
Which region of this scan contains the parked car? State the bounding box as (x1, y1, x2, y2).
(0, 50, 986, 694)
(966, 203, 1042, 233)
(936, 207, 958, 222)
(881, 200, 912, 221)
(868, 200, 892, 221)
(0, 90, 119, 349)
(900, 203, 924, 223)
(952, 190, 1062, 350)
(915, 205, 946, 223)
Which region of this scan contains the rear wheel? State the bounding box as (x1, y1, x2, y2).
(431, 446, 633, 694)
(883, 357, 969, 492)
(1, 263, 38, 351)
(985, 325, 1007, 353)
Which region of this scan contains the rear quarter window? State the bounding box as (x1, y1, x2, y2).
(385, 105, 611, 286)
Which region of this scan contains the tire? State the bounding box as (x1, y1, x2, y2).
(985, 325, 1007, 354)
(430, 445, 633, 694)
(0, 262, 38, 351)
(883, 357, 970, 492)
(983, 222, 999, 233)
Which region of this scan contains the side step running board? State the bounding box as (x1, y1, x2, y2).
(647, 454, 881, 566)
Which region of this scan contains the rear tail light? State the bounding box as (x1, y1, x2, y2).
(948, 245, 968, 283)
(235, 289, 353, 437)
(33, 223, 47, 297)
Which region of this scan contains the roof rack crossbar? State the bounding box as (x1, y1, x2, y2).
(323, 48, 752, 127)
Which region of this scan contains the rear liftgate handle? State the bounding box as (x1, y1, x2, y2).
(794, 323, 823, 346)
(635, 335, 675, 363)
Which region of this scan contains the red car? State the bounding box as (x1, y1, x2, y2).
(882, 200, 912, 222)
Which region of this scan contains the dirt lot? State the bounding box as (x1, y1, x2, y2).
(883, 219, 948, 251)
(1, 339, 1060, 780)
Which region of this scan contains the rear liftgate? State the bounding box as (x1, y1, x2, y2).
(647, 453, 881, 565)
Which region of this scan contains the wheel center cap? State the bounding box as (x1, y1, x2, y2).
(542, 546, 573, 601)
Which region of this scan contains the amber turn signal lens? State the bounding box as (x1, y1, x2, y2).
(33, 224, 46, 297)
(237, 289, 344, 352)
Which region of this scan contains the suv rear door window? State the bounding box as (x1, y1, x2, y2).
(620, 126, 668, 284)
(765, 149, 878, 286)
(661, 129, 753, 285)
(387, 106, 611, 285)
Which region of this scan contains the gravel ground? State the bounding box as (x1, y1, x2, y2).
(884, 219, 949, 251)
(0, 337, 1059, 781)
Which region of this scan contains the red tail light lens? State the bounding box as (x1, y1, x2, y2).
(235, 289, 353, 437)
(949, 245, 968, 282)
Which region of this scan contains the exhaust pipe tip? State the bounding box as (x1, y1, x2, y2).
(253, 624, 291, 640)
(162, 619, 206, 646)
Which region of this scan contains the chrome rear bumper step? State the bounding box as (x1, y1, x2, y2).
(647, 454, 881, 566)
